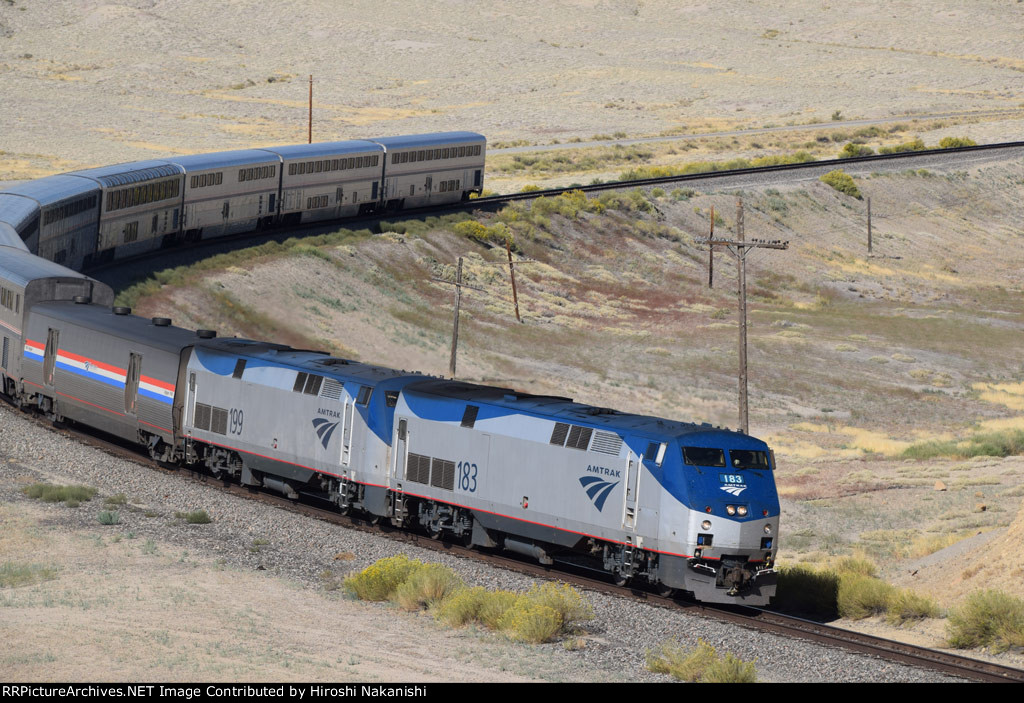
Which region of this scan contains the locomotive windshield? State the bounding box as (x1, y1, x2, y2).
(682, 446, 726, 467)
(729, 449, 771, 470)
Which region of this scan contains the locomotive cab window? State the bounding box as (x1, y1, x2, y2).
(729, 449, 770, 470)
(356, 385, 372, 406)
(682, 447, 726, 467)
(645, 441, 667, 466)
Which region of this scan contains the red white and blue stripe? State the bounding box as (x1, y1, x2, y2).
(23, 340, 174, 405)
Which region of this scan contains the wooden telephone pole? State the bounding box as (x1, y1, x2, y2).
(432, 257, 483, 378)
(700, 198, 789, 434)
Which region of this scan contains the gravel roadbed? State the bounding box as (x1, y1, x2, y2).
(0, 405, 966, 683)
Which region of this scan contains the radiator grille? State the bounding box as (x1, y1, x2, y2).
(406, 453, 430, 484)
(590, 431, 624, 456)
(431, 459, 455, 490)
(320, 378, 345, 400)
(194, 403, 211, 431)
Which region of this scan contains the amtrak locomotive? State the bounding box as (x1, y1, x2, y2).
(0, 133, 779, 604)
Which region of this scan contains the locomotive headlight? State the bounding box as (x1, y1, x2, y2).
(701, 520, 712, 530)
(726, 505, 736, 516)
(764, 524, 772, 535)
(737, 506, 748, 517)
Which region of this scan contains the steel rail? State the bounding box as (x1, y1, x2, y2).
(83, 141, 1024, 279)
(7, 401, 1022, 683)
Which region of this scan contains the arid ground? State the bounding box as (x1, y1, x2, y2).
(2, 0, 1024, 681)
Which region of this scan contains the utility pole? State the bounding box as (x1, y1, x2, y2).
(700, 198, 789, 434)
(432, 257, 483, 378)
(708, 204, 715, 288)
(308, 75, 313, 144)
(866, 196, 872, 255)
(506, 239, 523, 323)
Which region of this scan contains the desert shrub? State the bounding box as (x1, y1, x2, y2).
(902, 429, 1024, 460)
(947, 590, 1024, 652)
(886, 589, 941, 626)
(837, 573, 895, 619)
(773, 564, 840, 618)
(477, 589, 521, 629)
(393, 563, 464, 612)
(646, 639, 755, 683)
(104, 493, 128, 507)
(435, 586, 489, 626)
(523, 582, 594, 629)
(839, 142, 873, 158)
(497, 601, 563, 643)
(819, 169, 862, 199)
(834, 556, 877, 578)
(175, 510, 211, 524)
(879, 138, 926, 154)
(344, 554, 424, 602)
(938, 136, 977, 148)
(97, 511, 121, 526)
(21, 483, 97, 504)
(702, 653, 758, 683)
(519, 184, 541, 193)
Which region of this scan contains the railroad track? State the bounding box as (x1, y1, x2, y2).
(13, 403, 1023, 684)
(85, 139, 1024, 285)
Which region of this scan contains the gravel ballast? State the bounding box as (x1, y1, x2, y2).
(0, 404, 966, 683)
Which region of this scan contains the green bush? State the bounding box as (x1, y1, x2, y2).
(773, 564, 840, 618)
(435, 586, 489, 626)
(837, 573, 895, 619)
(21, 484, 97, 504)
(393, 563, 464, 612)
(523, 582, 594, 629)
(839, 142, 874, 158)
(886, 589, 941, 626)
(938, 136, 977, 148)
(819, 169, 862, 199)
(702, 652, 758, 683)
(947, 590, 1024, 652)
(902, 429, 1024, 460)
(344, 554, 424, 602)
(834, 556, 877, 578)
(97, 511, 121, 526)
(477, 590, 521, 630)
(647, 639, 756, 683)
(497, 601, 563, 643)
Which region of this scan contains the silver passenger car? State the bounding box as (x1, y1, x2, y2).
(174, 150, 283, 240)
(263, 141, 384, 224)
(371, 132, 485, 209)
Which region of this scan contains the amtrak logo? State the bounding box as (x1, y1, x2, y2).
(311, 418, 340, 449)
(579, 476, 619, 512)
(720, 485, 747, 496)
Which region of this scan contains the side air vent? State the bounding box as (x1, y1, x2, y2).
(194, 403, 212, 431)
(406, 453, 431, 484)
(430, 458, 456, 490)
(550, 422, 570, 446)
(590, 431, 624, 456)
(320, 378, 344, 400)
(566, 425, 593, 450)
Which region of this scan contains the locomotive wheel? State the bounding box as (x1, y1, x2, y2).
(427, 524, 443, 541)
(612, 573, 631, 588)
(656, 584, 677, 598)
